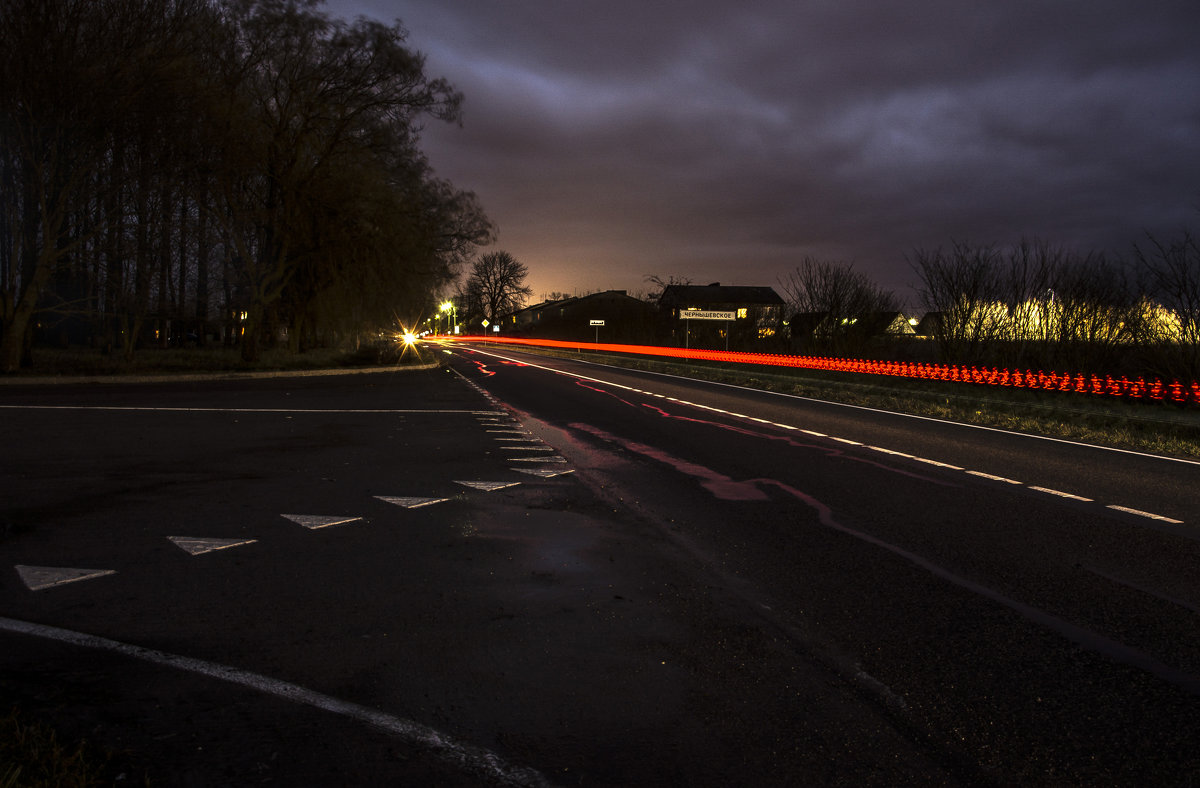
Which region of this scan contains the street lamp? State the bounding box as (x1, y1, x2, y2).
(439, 300, 457, 335)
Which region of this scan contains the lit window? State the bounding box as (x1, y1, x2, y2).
(737, 308, 748, 319)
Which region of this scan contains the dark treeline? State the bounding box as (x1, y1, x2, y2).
(782, 236, 1200, 384)
(0, 0, 493, 371)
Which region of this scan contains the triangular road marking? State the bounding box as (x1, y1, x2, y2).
(455, 480, 520, 491)
(281, 514, 364, 530)
(168, 537, 258, 555)
(15, 565, 116, 591)
(507, 456, 567, 463)
(374, 496, 449, 509)
(513, 468, 576, 478)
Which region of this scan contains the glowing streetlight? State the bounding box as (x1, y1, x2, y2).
(439, 300, 457, 335)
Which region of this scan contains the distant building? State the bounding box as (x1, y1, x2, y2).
(656, 283, 785, 348)
(503, 290, 655, 342)
(913, 312, 944, 339)
(861, 311, 918, 337)
(788, 310, 916, 354)
(787, 311, 835, 344)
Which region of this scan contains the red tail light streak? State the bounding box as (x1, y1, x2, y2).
(444, 336, 1200, 406)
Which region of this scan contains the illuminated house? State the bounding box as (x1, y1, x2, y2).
(656, 283, 785, 347)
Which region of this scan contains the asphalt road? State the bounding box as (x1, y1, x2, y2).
(1, 347, 1198, 786)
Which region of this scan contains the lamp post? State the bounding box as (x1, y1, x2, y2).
(440, 300, 456, 335)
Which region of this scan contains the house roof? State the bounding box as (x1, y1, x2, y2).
(659, 284, 785, 306)
(502, 290, 650, 321)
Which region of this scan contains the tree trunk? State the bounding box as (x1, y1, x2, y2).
(0, 246, 56, 372)
(195, 202, 208, 344)
(240, 302, 262, 362)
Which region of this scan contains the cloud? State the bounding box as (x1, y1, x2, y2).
(338, 0, 1200, 302)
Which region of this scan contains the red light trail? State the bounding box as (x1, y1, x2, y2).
(444, 336, 1200, 406)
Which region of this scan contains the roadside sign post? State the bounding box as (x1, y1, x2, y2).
(679, 310, 735, 350)
(589, 319, 605, 343)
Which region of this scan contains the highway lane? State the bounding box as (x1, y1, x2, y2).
(448, 343, 1199, 527)
(443, 340, 1200, 785)
(2, 354, 1197, 785)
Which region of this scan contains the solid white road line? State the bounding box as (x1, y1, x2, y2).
(0, 405, 496, 414)
(0, 616, 549, 787)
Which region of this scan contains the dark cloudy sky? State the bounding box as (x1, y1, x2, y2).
(335, 1, 1200, 305)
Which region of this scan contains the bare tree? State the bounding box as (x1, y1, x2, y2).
(779, 256, 896, 354)
(909, 242, 1006, 363)
(643, 273, 693, 303)
(1036, 251, 1139, 372)
(0, 0, 206, 370)
(1134, 229, 1200, 381)
(465, 250, 532, 325)
(202, 1, 467, 360)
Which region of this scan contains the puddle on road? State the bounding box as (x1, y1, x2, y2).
(461, 506, 605, 580)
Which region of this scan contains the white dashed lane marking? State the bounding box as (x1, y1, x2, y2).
(281, 515, 364, 530)
(965, 471, 1023, 485)
(867, 446, 914, 458)
(169, 537, 258, 555)
(9, 395, 579, 595)
(912, 457, 965, 471)
(375, 496, 450, 509)
(1107, 505, 1184, 524)
(455, 480, 520, 491)
(1029, 486, 1094, 502)
(15, 565, 116, 591)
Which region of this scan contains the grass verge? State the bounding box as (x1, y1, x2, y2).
(0, 708, 115, 788)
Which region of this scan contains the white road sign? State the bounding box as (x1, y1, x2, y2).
(680, 310, 735, 320)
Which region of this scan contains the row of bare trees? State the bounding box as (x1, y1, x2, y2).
(0, 0, 493, 370)
(910, 237, 1200, 381)
(780, 235, 1200, 382)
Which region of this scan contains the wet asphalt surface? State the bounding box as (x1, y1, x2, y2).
(1, 350, 1199, 786)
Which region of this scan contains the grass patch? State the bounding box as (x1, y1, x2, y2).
(519, 346, 1200, 460)
(0, 707, 114, 788)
